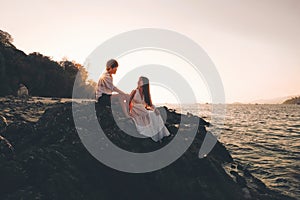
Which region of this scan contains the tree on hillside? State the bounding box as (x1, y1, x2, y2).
(0, 30, 15, 48)
(59, 60, 95, 98)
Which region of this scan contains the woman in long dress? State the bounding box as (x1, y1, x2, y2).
(129, 76, 170, 142)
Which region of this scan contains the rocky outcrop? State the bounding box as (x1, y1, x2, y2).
(0, 101, 295, 200)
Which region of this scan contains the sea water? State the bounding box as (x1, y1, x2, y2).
(162, 103, 300, 199)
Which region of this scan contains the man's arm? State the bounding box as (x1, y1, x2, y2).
(113, 86, 126, 95)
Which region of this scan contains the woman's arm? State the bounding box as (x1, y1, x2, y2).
(150, 104, 156, 110)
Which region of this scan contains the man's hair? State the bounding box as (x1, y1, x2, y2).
(106, 59, 118, 70)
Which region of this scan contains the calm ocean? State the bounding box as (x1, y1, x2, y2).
(162, 103, 300, 199)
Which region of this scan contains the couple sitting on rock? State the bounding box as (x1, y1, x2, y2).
(96, 59, 170, 142)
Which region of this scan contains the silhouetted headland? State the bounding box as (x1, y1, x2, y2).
(283, 96, 300, 105)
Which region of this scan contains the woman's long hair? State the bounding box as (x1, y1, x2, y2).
(140, 77, 153, 107)
(129, 76, 153, 111)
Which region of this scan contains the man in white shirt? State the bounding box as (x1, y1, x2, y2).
(96, 59, 126, 107)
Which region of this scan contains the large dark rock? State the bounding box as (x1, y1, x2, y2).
(0, 102, 295, 200)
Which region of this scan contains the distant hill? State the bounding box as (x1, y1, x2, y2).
(0, 29, 96, 98)
(282, 96, 300, 104)
(250, 95, 300, 104)
(231, 102, 244, 105)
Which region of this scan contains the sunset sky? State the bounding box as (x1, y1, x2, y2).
(1, 0, 299, 103)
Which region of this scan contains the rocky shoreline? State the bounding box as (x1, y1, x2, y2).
(0, 97, 295, 200)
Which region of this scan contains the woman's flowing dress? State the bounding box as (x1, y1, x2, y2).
(130, 89, 170, 142)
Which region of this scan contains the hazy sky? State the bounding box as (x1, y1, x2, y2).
(1, 0, 299, 103)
